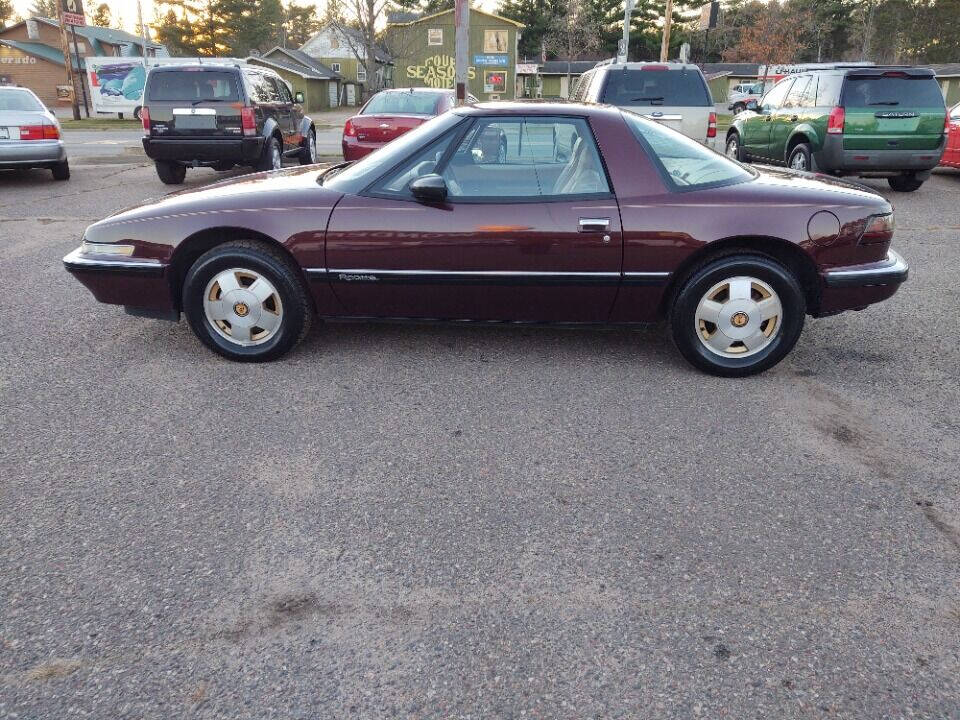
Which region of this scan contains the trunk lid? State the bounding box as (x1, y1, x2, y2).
(350, 114, 428, 143)
(841, 71, 946, 151)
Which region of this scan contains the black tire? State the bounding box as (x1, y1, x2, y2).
(668, 254, 806, 377)
(732, 103, 745, 115)
(133, 106, 142, 120)
(725, 132, 746, 162)
(299, 128, 317, 165)
(156, 160, 186, 185)
(258, 136, 282, 172)
(181, 241, 312, 362)
(51, 160, 70, 181)
(887, 173, 924, 192)
(787, 142, 813, 172)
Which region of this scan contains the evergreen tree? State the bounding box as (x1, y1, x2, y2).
(0, 0, 16, 28)
(284, 1, 321, 47)
(91, 3, 112, 27)
(28, 0, 60, 19)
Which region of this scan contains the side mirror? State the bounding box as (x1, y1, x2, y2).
(409, 174, 447, 203)
(294, 91, 304, 104)
(746, 99, 759, 111)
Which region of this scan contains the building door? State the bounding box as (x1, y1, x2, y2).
(328, 82, 338, 107)
(346, 84, 356, 105)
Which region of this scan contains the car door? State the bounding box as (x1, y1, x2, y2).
(770, 75, 810, 161)
(267, 75, 296, 150)
(742, 77, 793, 159)
(325, 115, 623, 322)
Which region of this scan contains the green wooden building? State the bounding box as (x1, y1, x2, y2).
(248, 47, 345, 112)
(385, 8, 523, 100)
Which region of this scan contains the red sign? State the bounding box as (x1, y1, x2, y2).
(61, 0, 86, 26)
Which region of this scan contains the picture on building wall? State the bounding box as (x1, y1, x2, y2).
(484, 70, 506, 93)
(483, 30, 508, 54)
(428, 28, 442, 46)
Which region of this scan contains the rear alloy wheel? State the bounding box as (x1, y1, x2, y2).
(669, 254, 805, 377)
(888, 173, 924, 192)
(787, 142, 812, 172)
(51, 160, 70, 181)
(182, 241, 311, 362)
(725, 132, 745, 162)
(299, 128, 318, 165)
(155, 160, 186, 184)
(258, 137, 282, 172)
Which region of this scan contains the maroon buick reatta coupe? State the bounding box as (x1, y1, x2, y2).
(64, 102, 907, 376)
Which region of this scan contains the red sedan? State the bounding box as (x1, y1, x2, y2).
(941, 102, 960, 169)
(64, 102, 907, 376)
(342, 88, 477, 161)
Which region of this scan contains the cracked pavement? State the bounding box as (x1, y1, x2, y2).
(1, 162, 959, 718)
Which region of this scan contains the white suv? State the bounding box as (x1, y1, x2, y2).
(572, 61, 716, 144)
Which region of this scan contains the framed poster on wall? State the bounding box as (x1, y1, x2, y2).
(427, 28, 442, 45)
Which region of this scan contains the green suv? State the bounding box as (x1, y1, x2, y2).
(725, 66, 947, 192)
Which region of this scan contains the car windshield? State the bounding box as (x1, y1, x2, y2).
(622, 111, 753, 190)
(602, 68, 711, 107)
(842, 75, 945, 108)
(145, 71, 240, 102)
(0, 90, 44, 112)
(323, 112, 467, 194)
(363, 91, 443, 115)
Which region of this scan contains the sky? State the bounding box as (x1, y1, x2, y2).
(12, 0, 498, 34)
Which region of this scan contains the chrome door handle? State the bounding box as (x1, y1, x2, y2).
(579, 217, 610, 232)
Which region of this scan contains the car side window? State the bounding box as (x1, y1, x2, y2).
(816, 74, 843, 106)
(760, 78, 793, 112)
(783, 76, 810, 109)
(244, 72, 270, 103)
(369, 128, 461, 197)
(799, 75, 818, 107)
(274, 78, 293, 104)
(264, 76, 283, 103)
(439, 117, 610, 201)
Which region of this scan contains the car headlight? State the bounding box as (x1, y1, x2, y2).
(80, 241, 135, 256)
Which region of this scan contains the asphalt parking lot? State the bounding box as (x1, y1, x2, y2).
(2, 158, 959, 718)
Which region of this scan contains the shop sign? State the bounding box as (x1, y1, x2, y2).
(406, 55, 476, 89)
(473, 54, 508, 66)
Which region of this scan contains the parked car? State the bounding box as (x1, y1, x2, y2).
(342, 88, 478, 161)
(572, 61, 716, 143)
(725, 66, 948, 192)
(940, 101, 960, 169)
(728, 81, 767, 114)
(65, 102, 906, 377)
(0, 86, 69, 180)
(140, 63, 317, 184)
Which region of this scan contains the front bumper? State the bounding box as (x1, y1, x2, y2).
(142, 136, 265, 165)
(64, 246, 177, 318)
(815, 134, 945, 175)
(0, 140, 66, 167)
(817, 250, 908, 316)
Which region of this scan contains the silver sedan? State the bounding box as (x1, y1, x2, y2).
(0, 86, 69, 180)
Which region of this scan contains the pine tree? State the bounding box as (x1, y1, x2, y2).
(91, 3, 112, 27)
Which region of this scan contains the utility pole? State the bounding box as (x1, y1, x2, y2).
(660, 0, 674, 62)
(454, 0, 469, 105)
(56, 0, 87, 120)
(618, 0, 635, 63)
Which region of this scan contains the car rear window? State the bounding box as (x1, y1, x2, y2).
(842, 75, 945, 108)
(622, 111, 752, 191)
(145, 70, 240, 102)
(0, 90, 44, 112)
(363, 92, 443, 115)
(601, 69, 711, 107)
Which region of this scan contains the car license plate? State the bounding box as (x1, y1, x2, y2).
(174, 115, 217, 130)
(0, 127, 10, 140)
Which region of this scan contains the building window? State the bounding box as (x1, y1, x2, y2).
(428, 28, 442, 46)
(331, 62, 341, 73)
(357, 66, 367, 82)
(483, 29, 508, 53)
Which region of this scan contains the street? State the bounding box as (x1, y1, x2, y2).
(1, 158, 959, 717)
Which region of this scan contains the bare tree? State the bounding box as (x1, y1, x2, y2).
(329, 0, 390, 98)
(541, 0, 602, 96)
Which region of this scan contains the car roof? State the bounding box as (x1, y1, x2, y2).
(149, 63, 252, 73)
(454, 100, 623, 119)
(596, 61, 705, 73)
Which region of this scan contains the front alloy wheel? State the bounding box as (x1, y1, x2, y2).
(669, 254, 805, 377)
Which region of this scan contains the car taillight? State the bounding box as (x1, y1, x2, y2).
(19, 125, 57, 140)
(241, 107, 256, 136)
(707, 111, 717, 138)
(861, 213, 894, 244)
(141, 106, 150, 135)
(641, 65, 667, 71)
(827, 106, 845, 134)
(343, 118, 356, 137)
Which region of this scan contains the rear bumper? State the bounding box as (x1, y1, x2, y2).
(0, 140, 66, 166)
(142, 136, 265, 165)
(815, 134, 945, 174)
(817, 250, 908, 315)
(342, 137, 382, 161)
(64, 246, 176, 315)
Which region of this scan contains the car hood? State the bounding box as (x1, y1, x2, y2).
(99, 164, 343, 225)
